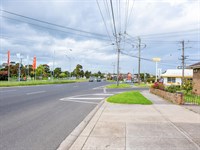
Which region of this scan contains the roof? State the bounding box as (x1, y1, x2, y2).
(161, 69, 193, 77)
(188, 62, 200, 69)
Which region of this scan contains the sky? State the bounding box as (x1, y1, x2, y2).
(0, 0, 199, 75)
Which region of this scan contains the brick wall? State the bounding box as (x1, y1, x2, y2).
(150, 88, 184, 105)
(193, 68, 200, 95)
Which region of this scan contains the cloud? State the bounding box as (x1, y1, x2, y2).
(1, 0, 199, 74)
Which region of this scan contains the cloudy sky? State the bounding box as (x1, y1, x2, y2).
(0, 0, 199, 74)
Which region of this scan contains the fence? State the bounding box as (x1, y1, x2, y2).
(184, 94, 200, 105)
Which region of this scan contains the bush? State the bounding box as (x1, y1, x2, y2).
(165, 85, 181, 93)
(147, 77, 155, 83)
(182, 80, 192, 94)
(151, 82, 165, 90)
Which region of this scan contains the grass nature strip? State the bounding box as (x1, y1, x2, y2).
(106, 83, 131, 88)
(0, 79, 86, 87)
(107, 91, 152, 105)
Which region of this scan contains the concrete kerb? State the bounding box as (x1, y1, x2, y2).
(57, 100, 105, 150)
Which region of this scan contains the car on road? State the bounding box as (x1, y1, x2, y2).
(89, 77, 94, 82)
(97, 78, 101, 82)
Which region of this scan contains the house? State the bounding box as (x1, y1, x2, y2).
(161, 69, 193, 86)
(188, 62, 200, 95)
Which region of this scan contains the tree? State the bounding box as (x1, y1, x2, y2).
(85, 70, 91, 78)
(72, 64, 83, 78)
(59, 72, 67, 78)
(64, 71, 70, 77)
(80, 70, 84, 78)
(54, 67, 62, 78)
(36, 65, 45, 77)
(42, 64, 50, 77)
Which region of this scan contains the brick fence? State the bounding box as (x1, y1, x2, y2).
(149, 88, 184, 105)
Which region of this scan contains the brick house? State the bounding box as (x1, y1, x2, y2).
(188, 62, 200, 95)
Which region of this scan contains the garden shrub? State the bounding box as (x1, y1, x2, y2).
(182, 80, 192, 94)
(165, 85, 181, 93)
(151, 82, 165, 90)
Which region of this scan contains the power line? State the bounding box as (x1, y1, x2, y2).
(1, 15, 110, 41)
(103, 0, 114, 36)
(126, 0, 135, 31)
(96, 0, 113, 42)
(1, 9, 108, 37)
(127, 28, 199, 40)
(110, 0, 117, 37)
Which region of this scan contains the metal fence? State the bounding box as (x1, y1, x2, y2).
(184, 94, 200, 105)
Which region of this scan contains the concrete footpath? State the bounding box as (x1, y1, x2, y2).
(66, 91, 200, 150)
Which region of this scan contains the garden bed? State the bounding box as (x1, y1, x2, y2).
(150, 88, 184, 105)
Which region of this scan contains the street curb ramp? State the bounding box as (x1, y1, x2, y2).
(57, 100, 104, 150)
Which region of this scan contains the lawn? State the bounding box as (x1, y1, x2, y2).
(184, 94, 200, 105)
(0, 79, 86, 87)
(106, 83, 131, 88)
(107, 91, 152, 104)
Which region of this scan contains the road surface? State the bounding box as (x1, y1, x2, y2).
(0, 81, 148, 150)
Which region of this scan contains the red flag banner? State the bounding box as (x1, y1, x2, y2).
(32, 56, 36, 69)
(7, 50, 10, 66)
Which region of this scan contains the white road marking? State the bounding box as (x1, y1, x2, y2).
(103, 87, 107, 93)
(26, 91, 46, 95)
(0, 90, 17, 93)
(93, 93, 113, 96)
(60, 99, 98, 104)
(92, 85, 106, 90)
(69, 97, 104, 100)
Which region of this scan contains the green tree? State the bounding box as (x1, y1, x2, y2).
(42, 64, 50, 77)
(84, 70, 91, 78)
(73, 64, 83, 78)
(64, 71, 70, 77)
(59, 72, 67, 78)
(36, 65, 45, 77)
(54, 67, 62, 78)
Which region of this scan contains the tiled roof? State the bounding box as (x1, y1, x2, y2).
(188, 62, 200, 69)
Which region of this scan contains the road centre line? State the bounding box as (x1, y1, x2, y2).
(26, 91, 46, 95)
(60, 99, 98, 104)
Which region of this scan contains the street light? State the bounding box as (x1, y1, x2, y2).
(52, 49, 72, 80)
(152, 57, 161, 82)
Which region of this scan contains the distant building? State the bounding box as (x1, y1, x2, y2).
(188, 62, 200, 95)
(161, 69, 193, 85)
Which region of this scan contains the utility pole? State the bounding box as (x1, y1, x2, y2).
(116, 40, 120, 86)
(18, 58, 22, 81)
(52, 50, 55, 81)
(181, 40, 185, 86)
(138, 37, 141, 85)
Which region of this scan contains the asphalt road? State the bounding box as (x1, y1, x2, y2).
(0, 81, 148, 150)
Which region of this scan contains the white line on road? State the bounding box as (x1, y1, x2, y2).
(60, 99, 98, 104)
(69, 97, 104, 100)
(26, 91, 46, 95)
(93, 93, 113, 96)
(0, 90, 17, 93)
